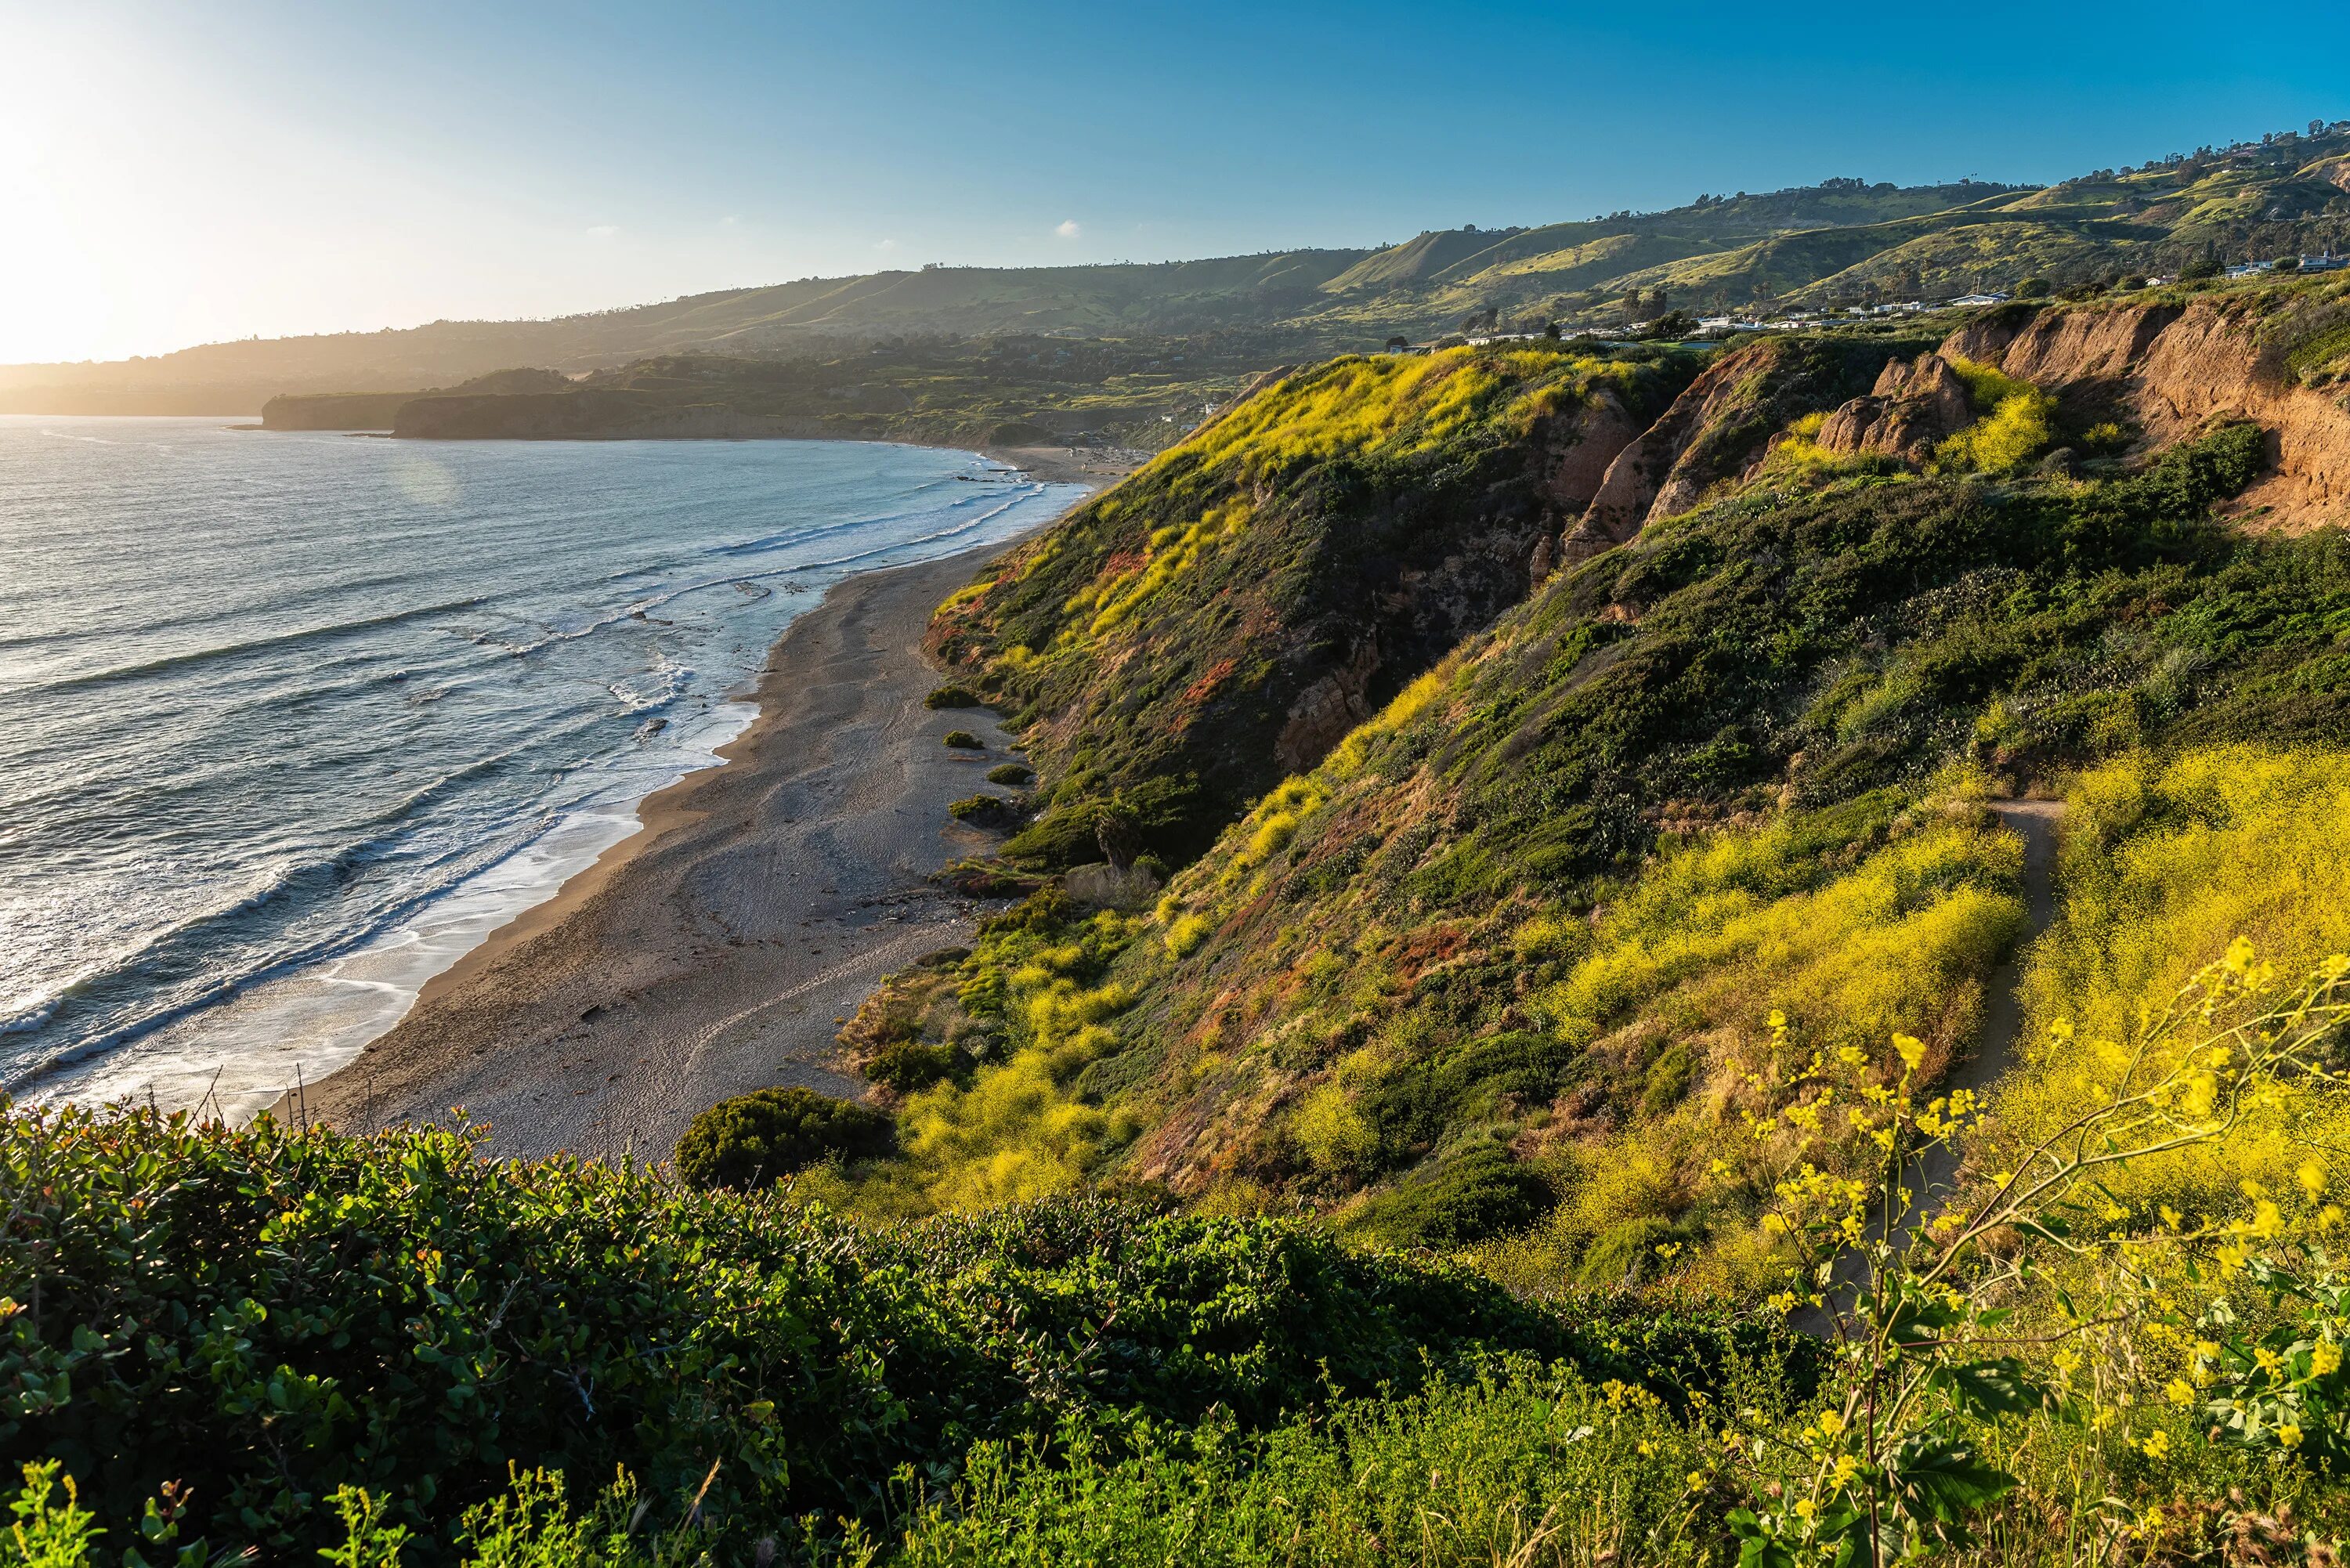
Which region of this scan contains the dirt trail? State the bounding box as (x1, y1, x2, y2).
(1802, 799, 2065, 1330)
(1899, 800, 2065, 1217)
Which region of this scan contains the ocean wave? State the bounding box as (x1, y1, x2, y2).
(0, 569, 425, 655)
(0, 817, 537, 1091)
(12, 594, 490, 697)
(707, 479, 1026, 558)
(786, 487, 1047, 573)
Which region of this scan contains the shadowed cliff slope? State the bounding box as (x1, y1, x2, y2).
(920, 345, 1698, 867)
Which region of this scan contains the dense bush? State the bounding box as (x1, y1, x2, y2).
(672, 1086, 894, 1190)
(923, 685, 982, 710)
(1346, 1146, 1557, 1248)
(866, 1037, 967, 1097)
(939, 729, 984, 750)
(1, 1109, 1797, 1561)
(945, 793, 1018, 828)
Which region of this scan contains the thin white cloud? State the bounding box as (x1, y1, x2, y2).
(585, 223, 620, 238)
(1055, 219, 1082, 239)
(876, 237, 900, 252)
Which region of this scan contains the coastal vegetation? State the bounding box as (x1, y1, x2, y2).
(23, 260, 2350, 1560)
(925, 341, 1697, 866)
(0, 1104, 1787, 1563)
(674, 1086, 894, 1190)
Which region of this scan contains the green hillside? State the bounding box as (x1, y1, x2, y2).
(923, 345, 1697, 863)
(24, 142, 2350, 1567)
(265, 334, 1356, 451)
(16, 124, 2350, 416)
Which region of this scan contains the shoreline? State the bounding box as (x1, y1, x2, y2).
(298, 481, 1095, 1162)
(230, 416, 1152, 490)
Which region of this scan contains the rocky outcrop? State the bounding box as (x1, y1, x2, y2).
(1274, 640, 1380, 773)
(1812, 352, 1976, 462)
(1569, 348, 1762, 553)
(1563, 337, 1907, 558)
(1943, 298, 2350, 530)
(1535, 387, 1645, 515)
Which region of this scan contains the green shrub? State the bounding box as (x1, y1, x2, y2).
(942, 729, 985, 750)
(866, 1038, 967, 1096)
(5, 1108, 1783, 1559)
(1349, 1147, 1557, 1248)
(924, 685, 983, 709)
(895, 1360, 1719, 1566)
(948, 793, 1020, 828)
(1576, 1216, 1683, 1288)
(985, 762, 1033, 786)
(672, 1086, 894, 1190)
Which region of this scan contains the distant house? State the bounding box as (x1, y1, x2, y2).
(2300, 254, 2350, 273)
(2225, 261, 2276, 279)
(1949, 293, 2011, 307)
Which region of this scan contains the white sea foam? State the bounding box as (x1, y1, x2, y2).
(0, 417, 1083, 1116)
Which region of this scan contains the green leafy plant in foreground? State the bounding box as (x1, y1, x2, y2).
(6, 1097, 1805, 1560)
(1725, 945, 2350, 1565)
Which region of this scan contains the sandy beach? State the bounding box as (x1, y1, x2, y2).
(304, 456, 1123, 1162)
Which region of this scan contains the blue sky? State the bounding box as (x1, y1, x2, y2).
(6, 0, 2348, 361)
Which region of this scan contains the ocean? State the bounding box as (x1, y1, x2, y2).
(0, 417, 1079, 1118)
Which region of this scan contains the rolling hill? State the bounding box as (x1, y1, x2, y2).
(13, 121, 2350, 416)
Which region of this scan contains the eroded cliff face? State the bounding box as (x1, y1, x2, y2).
(1550, 293, 2350, 546)
(1944, 296, 2350, 530)
(1812, 351, 1975, 463)
(923, 349, 1694, 867)
(1562, 336, 1925, 557)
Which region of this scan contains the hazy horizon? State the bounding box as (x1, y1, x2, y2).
(8, 0, 2348, 366)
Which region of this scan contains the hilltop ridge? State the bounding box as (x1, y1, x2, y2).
(16, 121, 2350, 415)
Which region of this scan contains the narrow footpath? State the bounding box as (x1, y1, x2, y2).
(1802, 798, 2066, 1332)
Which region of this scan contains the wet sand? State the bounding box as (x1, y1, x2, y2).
(302, 521, 1072, 1163)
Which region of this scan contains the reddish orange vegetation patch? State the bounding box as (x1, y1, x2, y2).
(1388, 920, 1471, 985)
(1098, 548, 1148, 580)
(1181, 656, 1238, 707)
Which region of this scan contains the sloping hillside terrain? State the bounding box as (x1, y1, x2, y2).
(23, 149, 2350, 1567)
(834, 277, 2350, 1270)
(17, 121, 2350, 415)
(921, 348, 1697, 865)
